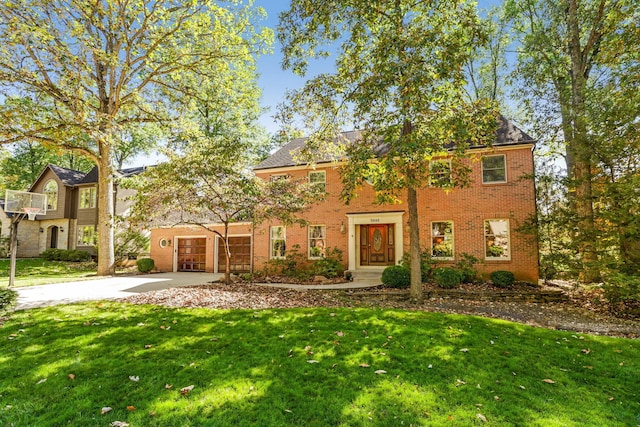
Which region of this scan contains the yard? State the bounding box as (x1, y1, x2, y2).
(1, 302, 638, 426)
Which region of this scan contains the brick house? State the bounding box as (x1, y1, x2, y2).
(151, 117, 539, 282)
(2, 164, 147, 257)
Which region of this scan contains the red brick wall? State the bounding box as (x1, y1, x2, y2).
(254, 145, 539, 282)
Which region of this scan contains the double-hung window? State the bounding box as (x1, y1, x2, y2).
(79, 187, 97, 209)
(77, 225, 97, 246)
(270, 226, 286, 259)
(482, 155, 507, 184)
(309, 171, 326, 192)
(431, 221, 454, 259)
(308, 225, 326, 259)
(484, 219, 510, 260)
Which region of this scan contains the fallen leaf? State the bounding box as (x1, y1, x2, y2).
(101, 407, 113, 415)
(375, 370, 387, 374)
(581, 349, 591, 354)
(68, 374, 75, 380)
(129, 376, 139, 382)
(542, 379, 556, 384)
(165, 384, 173, 389)
(456, 379, 466, 386)
(335, 331, 344, 336)
(110, 422, 129, 427)
(362, 330, 368, 335)
(359, 363, 370, 368)
(126, 405, 136, 411)
(36, 378, 47, 385)
(519, 385, 526, 390)
(144, 344, 152, 349)
(180, 385, 195, 395)
(477, 413, 487, 423)
(494, 396, 500, 401)
(285, 409, 293, 413)
(460, 348, 469, 353)
(307, 360, 320, 364)
(608, 396, 614, 401)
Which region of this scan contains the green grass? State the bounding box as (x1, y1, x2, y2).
(1, 303, 638, 426)
(0, 258, 98, 287)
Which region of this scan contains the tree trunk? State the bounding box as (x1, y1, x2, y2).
(8, 216, 20, 287)
(96, 147, 116, 276)
(407, 185, 423, 299)
(224, 226, 231, 285)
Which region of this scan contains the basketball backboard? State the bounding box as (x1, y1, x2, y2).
(4, 190, 47, 219)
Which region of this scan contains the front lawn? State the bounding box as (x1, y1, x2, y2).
(1, 303, 638, 426)
(0, 258, 97, 287)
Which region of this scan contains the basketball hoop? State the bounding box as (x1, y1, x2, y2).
(23, 207, 42, 221)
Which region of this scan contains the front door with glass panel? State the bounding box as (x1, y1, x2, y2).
(360, 224, 395, 266)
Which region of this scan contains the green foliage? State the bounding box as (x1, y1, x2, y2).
(490, 270, 515, 288)
(401, 250, 436, 282)
(0, 236, 9, 258)
(433, 267, 463, 289)
(41, 248, 91, 262)
(455, 253, 481, 283)
(136, 258, 155, 273)
(381, 265, 411, 289)
(603, 273, 640, 305)
(311, 247, 344, 279)
(0, 288, 17, 315)
(262, 245, 312, 281)
(115, 229, 150, 263)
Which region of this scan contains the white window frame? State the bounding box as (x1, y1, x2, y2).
(43, 180, 58, 211)
(77, 225, 97, 247)
(431, 221, 454, 260)
(484, 219, 510, 260)
(308, 225, 326, 259)
(428, 159, 452, 187)
(270, 226, 286, 259)
(79, 186, 97, 209)
(309, 170, 326, 192)
(482, 154, 507, 184)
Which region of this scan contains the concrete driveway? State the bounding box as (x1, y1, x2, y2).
(15, 272, 222, 310)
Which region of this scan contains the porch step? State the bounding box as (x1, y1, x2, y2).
(349, 269, 383, 286)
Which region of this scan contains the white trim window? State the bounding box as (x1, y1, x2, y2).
(77, 225, 97, 246)
(431, 221, 454, 259)
(43, 180, 58, 211)
(270, 226, 286, 259)
(428, 159, 452, 187)
(309, 170, 326, 192)
(308, 225, 326, 259)
(79, 186, 97, 209)
(484, 219, 510, 260)
(482, 154, 507, 184)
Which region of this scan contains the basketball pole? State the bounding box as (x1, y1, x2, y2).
(8, 213, 24, 288)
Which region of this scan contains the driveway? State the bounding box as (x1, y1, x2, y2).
(15, 272, 222, 310)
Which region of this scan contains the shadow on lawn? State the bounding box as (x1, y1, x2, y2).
(1, 303, 638, 426)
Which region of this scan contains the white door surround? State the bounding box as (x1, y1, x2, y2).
(346, 211, 405, 271)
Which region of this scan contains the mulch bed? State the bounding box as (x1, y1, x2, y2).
(119, 281, 640, 339)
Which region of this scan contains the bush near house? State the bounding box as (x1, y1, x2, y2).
(401, 250, 436, 282)
(41, 248, 91, 262)
(490, 270, 515, 288)
(381, 265, 411, 288)
(0, 288, 17, 315)
(136, 258, 155, 273)
(261, 246, 345, 281)
(433, 267, 463, 289)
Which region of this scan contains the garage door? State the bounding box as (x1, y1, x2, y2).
(177, 238, 207, 272)
(218, 237, 251, 273)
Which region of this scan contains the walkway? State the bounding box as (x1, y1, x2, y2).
(15, 272, 222, 310)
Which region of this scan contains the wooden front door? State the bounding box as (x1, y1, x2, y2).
(217, 237, 251, 273)
(360, 224, 395, 266)
(177, 238, 207, 272)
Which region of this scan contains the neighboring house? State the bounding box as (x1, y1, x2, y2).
(0, 164, 148, 258)
(151, 117, 540, 282)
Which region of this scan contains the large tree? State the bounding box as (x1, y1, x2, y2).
(0, 0, 271, 275)
(278, 0, 497, 298)
(506, 0, 638, 282)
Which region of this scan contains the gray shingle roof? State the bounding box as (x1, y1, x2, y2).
(254, 117, 535, 171)
(48, 164, 87, 186)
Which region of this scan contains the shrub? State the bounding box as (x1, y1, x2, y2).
(0, 288, 17, 315)
(456, 253, 481, 283)
(312, 247, 344, 279)
(401, 250, 436, 282)
(41, 248, 91, 262)
(433, 267, 463, 289)
(381, 265, 411, 288)
(603, 273, 640, 304)
(490, 270, 515, 288)
(136, 258, 155, 273)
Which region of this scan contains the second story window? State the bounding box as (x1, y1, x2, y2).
(309, 170, 326, 192)
(43, 180, 58, 211)
(79, 187, 97, 209)
(428, 159, 452, 188)
(482, 155, 507, 183)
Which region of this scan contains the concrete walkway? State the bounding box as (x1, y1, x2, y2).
(15, 272, 221, 310)
(15, 273, 382, 310)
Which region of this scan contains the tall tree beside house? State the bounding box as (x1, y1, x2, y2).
(0, 1, 272, 275)
(278, 0, 498, 298)
(505, 0, 638, 282)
